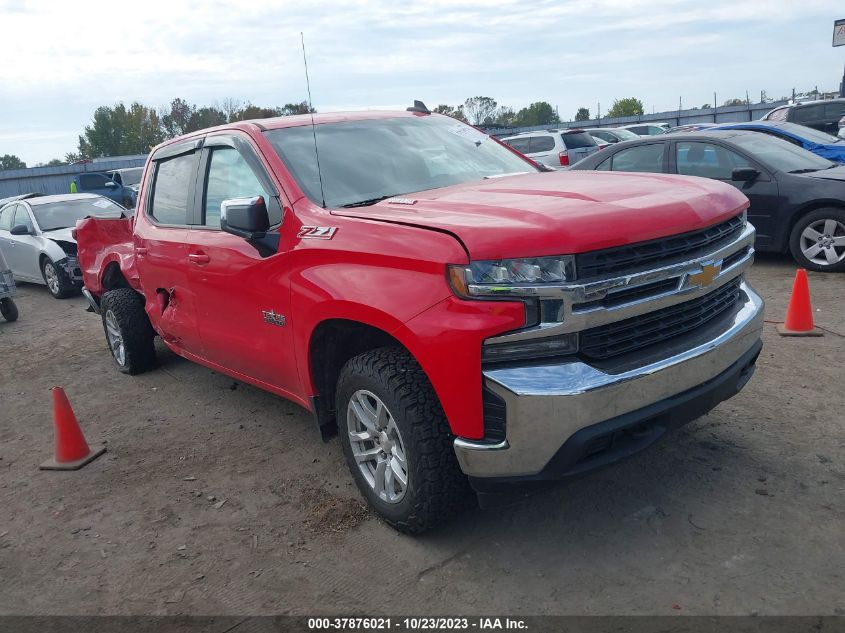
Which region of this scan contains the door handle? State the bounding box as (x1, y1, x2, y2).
(188, 253, 210, 265)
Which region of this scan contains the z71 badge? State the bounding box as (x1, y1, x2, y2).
(298, 226, 337, 239)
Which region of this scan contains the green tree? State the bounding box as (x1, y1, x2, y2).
(574, 107, 590, 121)
(722, 98, 745, 107)
(161, 98, 194, 138)
(281, 101, 315, 116)
(188, 106, 227, 132)
(463, 96, 498, 125)
(700, 104, 712, 109)
(0, 154, 27, 170)
(46, 158, 65, 166)
(77, 102, 164, 157)
(433, 104, 467, 122)
(512, 101, 560, 127)
(229, 104, 283, 121)
(606, 98, 644, 118)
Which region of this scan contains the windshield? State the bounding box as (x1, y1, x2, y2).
(776, 123, 842, 144)
(729, 133, 834, 173)
(114, 167, 144, 186)
(264, 115, 536, 208)
(32, 197, 124, 231)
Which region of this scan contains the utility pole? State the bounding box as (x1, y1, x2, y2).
(713, 92, 717, 123)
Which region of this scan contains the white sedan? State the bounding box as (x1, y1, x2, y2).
(0, 193, 125, 298)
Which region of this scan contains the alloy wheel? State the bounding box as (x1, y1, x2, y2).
(43, 262, 60, 295)
(346, 389, 409, 504)
(104, 310, 126, 367)
(800, 219, 845, 267)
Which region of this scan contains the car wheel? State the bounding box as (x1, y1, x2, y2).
(0, 298, 18, 322)
(41, 257, 77, 299)
(99, 288, 156, 375)
(336, 347, 469, 534)
(789, 208, 845, 272)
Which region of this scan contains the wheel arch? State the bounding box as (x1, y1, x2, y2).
(307, 317, 416, 440)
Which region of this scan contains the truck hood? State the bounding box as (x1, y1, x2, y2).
(331, 171, 749, 260)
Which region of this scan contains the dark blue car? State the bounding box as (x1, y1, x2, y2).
(713, 121, 845, 164)
(71, 172, 136, 208)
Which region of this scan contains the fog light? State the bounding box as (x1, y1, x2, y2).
(482, 334, 578, 363)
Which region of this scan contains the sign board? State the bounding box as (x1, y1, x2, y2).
(835, 19, 845, 47)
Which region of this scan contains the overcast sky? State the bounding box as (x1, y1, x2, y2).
(1, 0, 843, 165)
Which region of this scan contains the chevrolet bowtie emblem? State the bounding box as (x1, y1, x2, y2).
(687, 262, 722, 288)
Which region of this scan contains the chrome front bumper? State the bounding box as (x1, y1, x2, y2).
(454, 280, 764, 479)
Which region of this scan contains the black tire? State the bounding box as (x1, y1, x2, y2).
(99, 288, 156, 375)
(336, 347, 469, 534)
(0, 298, 18, 322)
(41, 257, 78, 299)
(788, 208, 845, 272)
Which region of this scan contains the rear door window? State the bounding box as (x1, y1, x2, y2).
(79, 174, 111, 189)
(793, 104, 824, 123)
(504, 137, 530, 154)
(676, 142, 751, 179)
(149, 152, 199, 225)
(561, 132, 597, 149)
(528, 136, 555, 153)
(824, 103, 845, 119)
(609, 144, 665, 172)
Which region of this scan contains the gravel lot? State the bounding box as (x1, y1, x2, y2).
(1, 254, 843, 616)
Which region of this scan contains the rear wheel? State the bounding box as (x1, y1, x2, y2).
(41, 258, 77, 299)
(0, 298, 18, 322)
(100, 288, 156, 375)
(789, 208, 845, 272)
(336, 347, 469, 533)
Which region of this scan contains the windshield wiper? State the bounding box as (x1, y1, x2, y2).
(788, 168, 822, 174)
(42, 226, 71, 232)
(340, 195, 397, 208)
(483, 171, 531, 179)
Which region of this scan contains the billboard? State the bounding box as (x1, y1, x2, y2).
(835, 19, 845, 47)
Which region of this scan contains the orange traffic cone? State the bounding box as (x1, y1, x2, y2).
(776, 269, 823, 337)
(39, 387, 106, 470)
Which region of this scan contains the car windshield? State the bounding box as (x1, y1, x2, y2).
(264, 115, 536, 208)
(114, 168, 143, 186)
(776, 123, 842, 144)
(32, 197, 124, 231)
(728, 134, 834, 173)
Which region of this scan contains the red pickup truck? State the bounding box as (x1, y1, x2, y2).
(76, 106, 764, 532)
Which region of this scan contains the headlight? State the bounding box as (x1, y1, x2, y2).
(448, 255, 575, 297)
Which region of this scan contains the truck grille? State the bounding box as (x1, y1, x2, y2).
(580, 278, 742, 360)
(575, 215, 744, 279)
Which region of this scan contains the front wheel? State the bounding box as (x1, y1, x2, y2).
(41, 258, 77, 299)
(99, 288, 156, 375)
(336, 347, 469, 533)
(0, 298, 18, 322)
(789, 209, 845, 272)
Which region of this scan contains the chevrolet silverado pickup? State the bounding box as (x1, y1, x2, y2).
(75, 105, 764, 533)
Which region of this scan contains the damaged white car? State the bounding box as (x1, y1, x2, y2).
(0, 194, 125, 298)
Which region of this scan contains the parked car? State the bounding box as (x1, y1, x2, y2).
(76, 107, 763, 532)
(500, 128, 600, 166)
(661, 123, 718, 134)
(0, 246, 18, 321)
(106, 167, 144, 197)
(761, 99, 845, 135)
(619, 122, 671, 136)
(838, 115, 845, 139)
(712, 121, 845, 163)
(584, 127, 640, 145)
(0, 193, 125, 298)
(571, 130, 845, 271)
(72, 172, 136, 208)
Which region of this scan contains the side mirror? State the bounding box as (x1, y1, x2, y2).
(10, 224, 31, 236)
(220, 196, 279, 258)
(731, 167, 759, 182)
(221, 196, 270, 239)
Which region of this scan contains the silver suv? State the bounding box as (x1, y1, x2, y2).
(501, 129, 600, 167)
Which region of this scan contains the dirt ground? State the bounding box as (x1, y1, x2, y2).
(0, 254, 843, 616)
